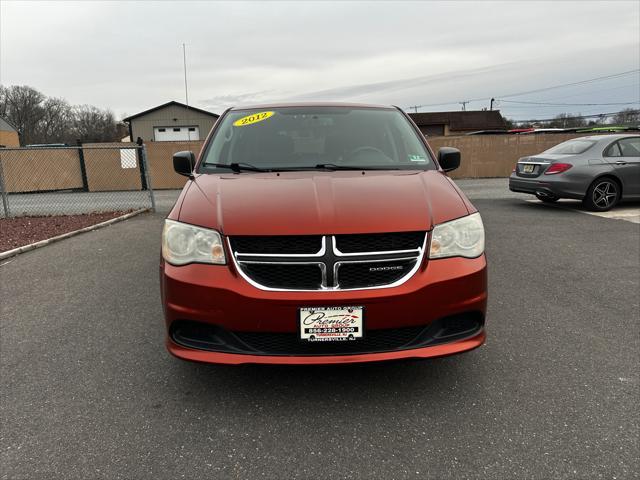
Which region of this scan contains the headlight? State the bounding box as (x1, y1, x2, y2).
(162, 219, 226, 265)
(429, 212, 484, 259)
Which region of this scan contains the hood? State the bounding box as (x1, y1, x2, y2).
(178, 170, 469, 235)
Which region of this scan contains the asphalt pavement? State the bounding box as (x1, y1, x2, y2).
(1, 179, 639, 479)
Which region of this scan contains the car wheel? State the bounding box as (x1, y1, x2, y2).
(535, 193, 559, 203)
(583, 178, 620, 211)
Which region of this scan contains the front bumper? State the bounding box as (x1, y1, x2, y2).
(167, 331, 486, 365)
(161, 255, 487, 365)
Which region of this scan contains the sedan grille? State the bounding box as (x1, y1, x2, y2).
(230, 232, 426, 291)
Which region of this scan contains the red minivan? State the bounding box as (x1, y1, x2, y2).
(160, 103, 487, 365)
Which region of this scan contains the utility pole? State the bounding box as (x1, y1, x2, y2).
(182, 43, 189, 107)
(460, 101, 468, 111)
(182, 43, 190, 141)
(407, 105, 419, 113)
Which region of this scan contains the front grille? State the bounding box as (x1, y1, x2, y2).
(170, 312, 484, 356)
(335, 231, 424, 253)
(337, 258, 418, 289)
(230, 235, 321, 254)
(231, 232, 426, 291)
(241, 263, 323, 290)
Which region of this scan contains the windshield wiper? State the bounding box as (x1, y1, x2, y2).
(314, 163, 399, 171)
(204, 162, 401, 173)
(205, 162, 269, 173)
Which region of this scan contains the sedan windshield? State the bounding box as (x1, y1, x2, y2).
(200, 107, 435, 172)
(544, 139, 596, 155)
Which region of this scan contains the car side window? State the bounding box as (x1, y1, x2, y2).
(618, 138, 640, 157)
(604, 142, 622, 157)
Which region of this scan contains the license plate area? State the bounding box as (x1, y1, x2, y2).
(521, 164, 536, 174)
(299, 306, 364, 342)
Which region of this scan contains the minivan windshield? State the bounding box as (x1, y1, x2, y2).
(544, 139, 597, 155)
(200, 107, 435, 172)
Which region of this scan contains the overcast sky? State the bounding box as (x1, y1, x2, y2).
(1, 0, 639, 121)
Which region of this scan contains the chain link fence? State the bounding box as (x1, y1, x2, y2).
(144, 140, 202, 190)
(0, 144, 155, 218)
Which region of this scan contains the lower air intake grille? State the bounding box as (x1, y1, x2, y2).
(235, 326, 426, 354)
(170, 312, 485, 356)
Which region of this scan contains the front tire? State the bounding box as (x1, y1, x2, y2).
(583, 178, 620, 211)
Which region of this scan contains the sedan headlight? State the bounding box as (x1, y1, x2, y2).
(162, 219, 226, 265)
(429, 212, 484, 259)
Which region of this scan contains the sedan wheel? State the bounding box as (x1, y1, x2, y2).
(584, 178, 620, 211)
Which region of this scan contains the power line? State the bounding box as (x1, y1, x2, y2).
(524, 82, 640, 102)
(405, 69, 640, 112)
(498, 70, 639, 99)
(507, 110, 632, 123)
(498, 100, 639, 107)
(406, 101, 461, 111)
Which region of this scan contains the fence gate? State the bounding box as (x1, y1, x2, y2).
(0, 144, 155, 218)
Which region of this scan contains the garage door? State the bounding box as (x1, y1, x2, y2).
(153, 126, 200, 141)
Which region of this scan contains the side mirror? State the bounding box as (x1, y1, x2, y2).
(173, 151, 195, 177)
(438, 147, 461, 172)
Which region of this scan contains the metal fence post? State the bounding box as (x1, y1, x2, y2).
(140, 145, 156, 212)
(136, 137, 148, 190)
(76, 140, 89, 192)
(0, 151, 11, 218)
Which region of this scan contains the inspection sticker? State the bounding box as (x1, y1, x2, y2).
(233, 111, 274, 127)
(408, 154, 426, 162)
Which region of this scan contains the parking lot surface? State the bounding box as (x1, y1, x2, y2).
(1, 180, 638, 479)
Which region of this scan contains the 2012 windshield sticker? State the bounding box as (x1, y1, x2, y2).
(408, 154, 426, 162)
(233, 111, 274, 127)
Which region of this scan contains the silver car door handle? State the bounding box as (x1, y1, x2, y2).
(615, 160, 627, 165)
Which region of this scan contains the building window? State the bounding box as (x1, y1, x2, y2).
(188, 127, 196, 132)
(158, 128, 166, 132)
(173, 128, 181, 132)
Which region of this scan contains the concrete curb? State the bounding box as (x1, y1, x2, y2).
(0, 209, 150, 261)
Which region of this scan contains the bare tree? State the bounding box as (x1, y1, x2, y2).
(35, 97, 74, 144)
(72, 105, 119, 143)
(547, 113, 587, 128)
(0, 85, 9, 118)
(1, 85, 46, 144)
(0, 84, 124, 144)
(503, 117, 515, 130)
(612, 108, 640, 125)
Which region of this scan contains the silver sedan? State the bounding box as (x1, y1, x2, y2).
(509, 134, 640, 211)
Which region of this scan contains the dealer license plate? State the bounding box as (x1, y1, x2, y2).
(522, 164, 535, 173)
(299, 306, 364, 342)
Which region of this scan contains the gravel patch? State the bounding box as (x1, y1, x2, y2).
(0, 212, 130, 252)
